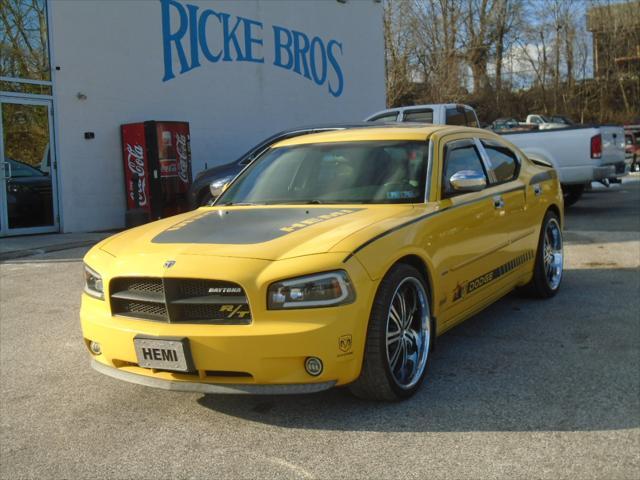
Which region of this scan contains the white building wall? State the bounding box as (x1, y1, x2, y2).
(49, 0, 385, 232)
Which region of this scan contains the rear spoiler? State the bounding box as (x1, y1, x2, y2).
(527, 155, 553, 168)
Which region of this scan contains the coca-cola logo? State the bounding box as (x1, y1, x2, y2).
(176, 134, 189, 184)
(126, 143, 147, 206)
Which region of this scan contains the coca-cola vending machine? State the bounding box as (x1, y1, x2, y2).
(121, 121, 192, 226)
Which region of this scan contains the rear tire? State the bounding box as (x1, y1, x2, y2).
(562, 184, 585, 207)
(524, 210, 563, 298)
(349, 264, 433, 401)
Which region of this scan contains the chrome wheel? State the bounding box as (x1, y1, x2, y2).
(385, 277, 430, 390)
(543, 218, 563, 290)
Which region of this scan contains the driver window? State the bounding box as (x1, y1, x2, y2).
(442, 140, 487, 198)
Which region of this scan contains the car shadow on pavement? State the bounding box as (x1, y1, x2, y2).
(198, 267, 640, 432)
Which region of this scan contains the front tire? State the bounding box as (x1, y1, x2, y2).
(524, 210, 563, 298)
(349, 264, 433, 401)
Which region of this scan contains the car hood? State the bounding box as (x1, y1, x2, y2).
(100, 205, 419, 261)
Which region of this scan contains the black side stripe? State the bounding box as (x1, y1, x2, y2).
(343, 186, 526, 263)
(342, 211, 440, 263)
(529, 171, 556, 185)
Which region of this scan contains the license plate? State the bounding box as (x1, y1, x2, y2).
(134, 336, 194, 372)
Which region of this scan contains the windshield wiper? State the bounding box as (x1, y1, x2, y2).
(220, 202, 263, 206)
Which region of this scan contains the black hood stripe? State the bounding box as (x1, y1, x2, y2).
(152, 208, 362, 245)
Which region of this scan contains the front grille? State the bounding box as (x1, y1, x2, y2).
(121, 278, 164, 294)
(110, 277, 251, 324)
(122, 300, 168, 317)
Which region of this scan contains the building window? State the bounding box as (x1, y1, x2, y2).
(0, 0, 51, 94)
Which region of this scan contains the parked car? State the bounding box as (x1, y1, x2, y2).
(368, 104, 627, 206)
(489, 117, 538, 133)
(625, 126, 640, 172)
(188, 123, 378, 208)
(365, 103, 480, 127)
(5, 158, 53, 228)
(82, 124, 563, 401)
(523, 114, 571, 130)
(549, 115, 575, 126)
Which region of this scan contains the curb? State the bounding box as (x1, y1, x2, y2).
(0, 240, 98, 262)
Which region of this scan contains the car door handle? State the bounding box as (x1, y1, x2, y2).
(493, 195, 505, 209)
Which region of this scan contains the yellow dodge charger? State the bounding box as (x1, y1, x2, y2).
(81, 125, 563, 400)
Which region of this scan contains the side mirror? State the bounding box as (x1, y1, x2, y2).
(209, 180, 229, 199)
(449, 170, 486, 192)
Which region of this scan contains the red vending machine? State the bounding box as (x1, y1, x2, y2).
(121, 121, 192, 226)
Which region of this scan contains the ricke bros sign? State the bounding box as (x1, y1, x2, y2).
(160, 0, 346, 97)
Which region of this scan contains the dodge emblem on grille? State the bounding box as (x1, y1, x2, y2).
(163, 260, 176, 269)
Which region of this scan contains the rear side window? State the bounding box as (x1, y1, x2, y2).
(369, 111, 399, 122)
(442, 140, 487, 198)
(465, 109, 479, 127)
(403, 109, 434, 123)
(481, 139, 519, 183)
(445, 108, 466, 126)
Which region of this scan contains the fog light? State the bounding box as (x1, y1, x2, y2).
(89, 341, 102, 355)
(304, 357, 323, 376)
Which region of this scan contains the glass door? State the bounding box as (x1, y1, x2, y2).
(0, 97, 59, 236)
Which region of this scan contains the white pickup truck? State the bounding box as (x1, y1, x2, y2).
(365, 104, 627, 206)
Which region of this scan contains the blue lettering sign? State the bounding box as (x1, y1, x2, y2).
(309, 36, 327, 85)
(187, 3, 200, 69)
(198, 10, 222, 62)
(161, 0, 191, 81)
(327, 40, 344, 98)
(292, 30, 311, 80)
(160, 0, 345, 97)
(243, 18, 264, 63)
(273, 25, 293, 69)
(220, 13, 246, 62)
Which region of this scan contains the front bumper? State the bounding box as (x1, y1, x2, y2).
(80, 253, 375, 392)
(91, 359, 336, 394)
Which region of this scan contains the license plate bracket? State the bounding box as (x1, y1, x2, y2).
(134, 336, 195, 373)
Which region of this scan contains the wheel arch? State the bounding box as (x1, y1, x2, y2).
(391, 254, 438, 338)
(546, 203, 563, 227)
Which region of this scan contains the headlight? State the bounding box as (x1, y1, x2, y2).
(84, 264, 104, 299)
(267, 270, 355, 309)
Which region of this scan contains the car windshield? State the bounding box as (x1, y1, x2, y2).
(7, 158, 45, 178)
(217, 140, 429, 205)
(551, 116, 572, 124)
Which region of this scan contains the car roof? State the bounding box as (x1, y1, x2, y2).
(271, 124, 485, 147)
(365, 104, 475, 119)
(266, 122, 390, 137)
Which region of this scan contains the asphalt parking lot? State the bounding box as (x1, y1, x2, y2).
(1, 179, 639, 479)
